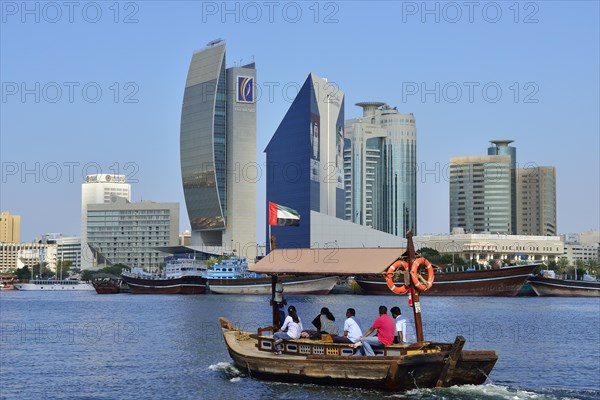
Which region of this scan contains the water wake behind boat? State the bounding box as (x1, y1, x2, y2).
(401, 384, 594, 400)
(208, 362, 245, 381)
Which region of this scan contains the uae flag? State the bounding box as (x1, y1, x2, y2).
(269, 202, 300, 226)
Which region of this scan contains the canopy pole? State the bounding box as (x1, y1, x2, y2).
(269, 234, 281, 329)
(271, 274, 280, 328)
(406, 231, 424, 342)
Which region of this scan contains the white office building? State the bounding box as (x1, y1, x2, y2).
(86, 198, 179, 271)
(81, 174, 131, 269)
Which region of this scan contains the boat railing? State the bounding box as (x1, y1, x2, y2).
(251, 330, 443, 358)
(440, 264, 495, 273)
(257, 325, 277, 337)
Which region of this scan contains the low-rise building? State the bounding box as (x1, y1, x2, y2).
(0, 242, 56, 273)
(414, 233, 563, 264)
(562, 230, 599, 264)
(86, 198, 179, 270)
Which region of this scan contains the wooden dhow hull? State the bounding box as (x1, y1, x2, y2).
(219, 318, 497, 391)
(121, 275, 207, 294)
(355, 265, 537, 296)
(208, 275, 338, 295)
(528, 276, 600, 297)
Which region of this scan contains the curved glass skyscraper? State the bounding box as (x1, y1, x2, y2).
(180, 40, 256, 256)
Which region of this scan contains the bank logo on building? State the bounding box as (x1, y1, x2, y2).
(237, 76, 254, 103)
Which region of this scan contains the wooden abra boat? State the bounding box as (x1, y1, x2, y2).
(219, 318, 496, 390)
(219, 233, 499, 391)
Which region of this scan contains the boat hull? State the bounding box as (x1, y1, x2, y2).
(528, 276, 600, 297)
(13, 282, 94, 291)
(0, 284, 16, 290)
(208, 275, 338, 295)
(121, 275, 207, 294)
(93, 283, 121, 294)
(355, 265, 537, 296)
(220, 320, 497, 391)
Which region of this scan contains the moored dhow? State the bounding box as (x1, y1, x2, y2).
(355, 263, 538, 296)
(205, 256, 338, 295)
(121, 259, 208, 294)
(528, 275, 600, 297)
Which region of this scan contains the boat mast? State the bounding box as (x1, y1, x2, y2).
(406, 231, 424, 342)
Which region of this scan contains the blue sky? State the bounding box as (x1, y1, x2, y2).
(1, 1, 598, 243)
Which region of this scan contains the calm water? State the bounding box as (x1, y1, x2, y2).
(1, 291, 599, 400)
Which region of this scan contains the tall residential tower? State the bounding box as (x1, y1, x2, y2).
(344, 102, 417, 237)
(516, 166, 557, 235)
(449, 140, 515, 234)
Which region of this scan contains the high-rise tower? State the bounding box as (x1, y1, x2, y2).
(449, 140, 516, 234)
(344, 102, 417, 237)
(265, 74, 404, 251)
(180, 40, 257, 259)
(516, 166, 557, 235)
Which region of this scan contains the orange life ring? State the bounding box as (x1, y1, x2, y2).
(385, 260, 409, 295)
(410, 257, 434, 291)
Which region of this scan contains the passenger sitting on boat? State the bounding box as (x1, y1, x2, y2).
(333, 308, 363, 344)
(390, 306, 407, 344)
(274, 305, 303, 354)
(310, 307, 339, 336)
(277, 300, 287, 329)
(354, 305, 395, 356)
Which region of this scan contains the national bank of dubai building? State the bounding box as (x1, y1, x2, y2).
(180, 40, 257, 259)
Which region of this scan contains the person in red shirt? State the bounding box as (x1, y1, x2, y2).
(353, 305, 395, 356)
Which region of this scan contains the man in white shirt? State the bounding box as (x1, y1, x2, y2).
(333, 308, 363, 344)
(390, 306, 407, 344)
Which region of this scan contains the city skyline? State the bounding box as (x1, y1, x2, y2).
(2, 2, 598, 243)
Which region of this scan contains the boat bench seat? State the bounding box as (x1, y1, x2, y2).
(252, 333, 437, 357)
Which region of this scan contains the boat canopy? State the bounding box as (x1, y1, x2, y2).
(249, 248, 405, 276)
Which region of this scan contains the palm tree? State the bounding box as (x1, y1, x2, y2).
(585, 259, 599, 277)
(556, 258, 569, 277)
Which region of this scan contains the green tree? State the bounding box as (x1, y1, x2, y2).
(585, 259, 599, 276)
(15, 266, 31, 281)
(556, 258, 570, 275)
(81, 270, 95, 282)
(574, 259, 586, 279)
(55, 260, 73, 278)
(100, 263, 127, 276)
(418, 247, 439, 260)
